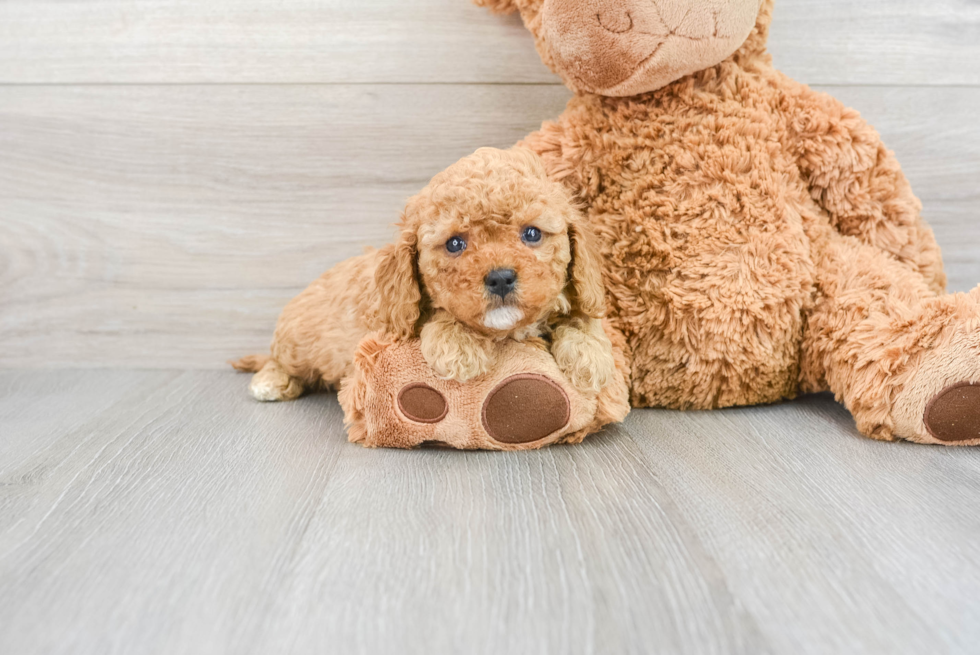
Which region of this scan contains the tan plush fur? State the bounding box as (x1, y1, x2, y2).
(471, 0, 980, 445)
(234, 147, 618, 409)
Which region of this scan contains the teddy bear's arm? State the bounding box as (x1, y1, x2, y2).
(785, 82, 947, 294)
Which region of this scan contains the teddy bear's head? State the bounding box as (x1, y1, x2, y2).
(473, 0, 772, 96)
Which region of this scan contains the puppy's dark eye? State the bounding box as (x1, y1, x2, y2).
(521, 226, 543, 244)
(445, 236, 467, 254)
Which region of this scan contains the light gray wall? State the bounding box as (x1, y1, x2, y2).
(1, 0, 978, 368)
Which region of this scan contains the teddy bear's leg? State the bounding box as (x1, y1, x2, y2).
(788, 83, 948, 296)
(801, 228, 980, 445)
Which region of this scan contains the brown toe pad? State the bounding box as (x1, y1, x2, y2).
(924, 382, 980, 443)
(397, 383, 448, 423)
(482, 374, 570, 444)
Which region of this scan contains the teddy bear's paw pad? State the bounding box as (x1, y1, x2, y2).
(482, 374, 570, 444)
(924, 382, 980, 443)
(397, 383, 448, 424)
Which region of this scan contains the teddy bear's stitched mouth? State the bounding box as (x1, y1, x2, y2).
(596, 4, 719, 40)
(583, 4, 723, 92)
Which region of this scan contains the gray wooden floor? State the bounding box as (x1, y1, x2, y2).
(3, 370, 980, 654)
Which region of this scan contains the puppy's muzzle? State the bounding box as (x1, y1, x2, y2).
(485, 268, 517, 299)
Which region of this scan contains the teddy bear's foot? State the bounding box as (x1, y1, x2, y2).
(923, 383, 980, 443)
(395, 374, 572, 445)
(804, 230, 980, 446)
(339, 335, 628, 450)
(890, 322, 980, 445)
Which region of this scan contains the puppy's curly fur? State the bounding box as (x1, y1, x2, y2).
(234, 147, 615, 401)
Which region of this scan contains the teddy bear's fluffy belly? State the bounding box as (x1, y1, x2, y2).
(591, 153, 817, 410)
(525, 84, 824, 409)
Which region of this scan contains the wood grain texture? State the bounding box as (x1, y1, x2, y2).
(1, 84, 978, 368)
(0, 0, 978, 85)
(622, 397, 980, 654)
(2, 370, 980, 654)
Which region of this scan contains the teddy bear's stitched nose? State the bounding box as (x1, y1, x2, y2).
(597, 9, 634, 34)
(485, 268, 517, 298)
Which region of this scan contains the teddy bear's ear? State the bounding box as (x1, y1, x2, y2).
(471, 0, 520, 15)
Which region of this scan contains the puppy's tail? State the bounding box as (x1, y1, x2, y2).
(229, 354, 270, 373)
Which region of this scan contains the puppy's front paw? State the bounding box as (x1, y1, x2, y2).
(421, 319, 493, 383)
(553, 321, 616, 393)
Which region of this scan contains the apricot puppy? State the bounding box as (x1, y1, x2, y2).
(234, 147, 615, 401)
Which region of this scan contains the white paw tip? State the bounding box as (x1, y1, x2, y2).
(249, 381, 282, 402)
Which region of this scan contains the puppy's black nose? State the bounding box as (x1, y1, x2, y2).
(485, 268, 517, 298)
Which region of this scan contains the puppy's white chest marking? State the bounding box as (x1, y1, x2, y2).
(483, 306, 524, 331)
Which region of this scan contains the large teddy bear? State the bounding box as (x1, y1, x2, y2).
(344, 0, 980, 447)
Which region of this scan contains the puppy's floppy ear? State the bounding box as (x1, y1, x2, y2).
(566, 217, 606, 319)
(375, 226, 422, 340)
(472, 0, 520, 14)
